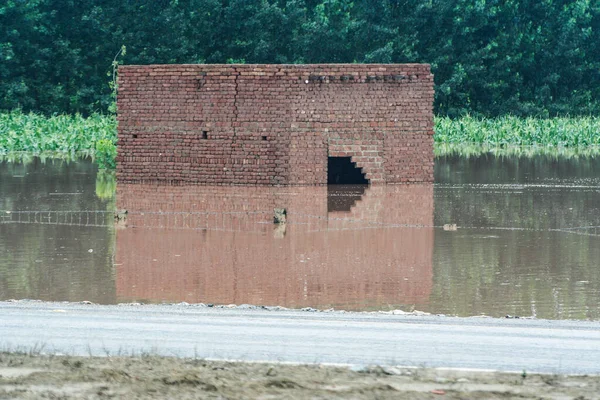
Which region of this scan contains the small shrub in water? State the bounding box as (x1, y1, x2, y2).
(95, 139, 117, 170)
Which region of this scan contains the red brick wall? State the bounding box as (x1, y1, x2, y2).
(115, 184, 434, 309)
(117, 64, 434, 184)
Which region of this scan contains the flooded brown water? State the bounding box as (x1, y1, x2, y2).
(1, 155, 599, 319)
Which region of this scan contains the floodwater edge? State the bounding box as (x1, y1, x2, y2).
(5, 141, 600, 171)
(3, 156, 600, 320)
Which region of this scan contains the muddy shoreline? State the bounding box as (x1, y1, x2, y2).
(2, 298, 538, 319)
(1, 353, 598, 399)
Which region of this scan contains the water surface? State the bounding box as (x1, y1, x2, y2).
(1, 155, 599, 319)
(0, 159, 115, 303)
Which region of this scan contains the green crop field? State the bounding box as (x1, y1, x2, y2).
(434, 115, 600, 158)
(0, 111, 117, 169)
(435, 115, 600, 147)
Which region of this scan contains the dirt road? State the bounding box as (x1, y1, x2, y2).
(1, 353, 599, 399)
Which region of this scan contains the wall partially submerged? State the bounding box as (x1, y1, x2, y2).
(117, 64, 434, 185)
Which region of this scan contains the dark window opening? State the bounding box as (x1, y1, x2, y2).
(327, 157, 369, 185)
(262, 136, 268, 141)
(202, 130, 208, 139)
(132, 134, 138, 139)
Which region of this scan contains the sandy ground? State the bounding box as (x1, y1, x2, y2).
(0, 353, 598, 399)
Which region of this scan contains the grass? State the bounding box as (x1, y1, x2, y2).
(1, 112, 600, 169)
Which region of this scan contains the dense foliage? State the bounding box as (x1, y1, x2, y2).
(1, 0, 599, 117)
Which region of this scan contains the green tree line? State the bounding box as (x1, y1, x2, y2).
(1, 0, 599, 117)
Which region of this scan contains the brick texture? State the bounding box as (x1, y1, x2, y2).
(117, 64, 434, 185)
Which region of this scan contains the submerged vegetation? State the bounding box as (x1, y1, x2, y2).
(1, 112, 599, 170)
(435, 115, 600, 158)
(434, 143, 600, 159)
(0, 111, 116, 169)
(95, 170, 117, 200)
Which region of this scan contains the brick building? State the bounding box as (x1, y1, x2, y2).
(117, 64, 434, 185)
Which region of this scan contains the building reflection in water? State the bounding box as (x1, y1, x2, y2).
(116, 184, 434, 311)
